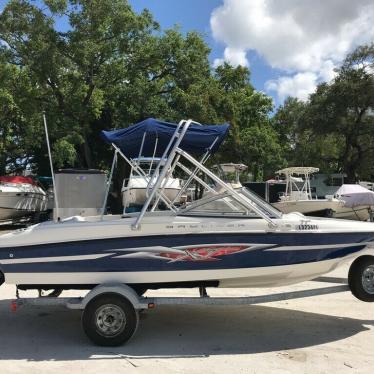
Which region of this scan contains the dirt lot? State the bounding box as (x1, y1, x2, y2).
(0, 227, 373, 373)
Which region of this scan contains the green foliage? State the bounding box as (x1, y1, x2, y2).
(0, 0, 158, 168)
(273, 43, 374, 182)
(209, 63, 282, 179)
(52, 138, 77, 167)
(1, 1, 372, 186)
(0, 61, 44, 174)
(240, 124, 284, 181)
(0, 0, 278, 179)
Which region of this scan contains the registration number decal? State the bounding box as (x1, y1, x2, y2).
(297, 223, 319, 230)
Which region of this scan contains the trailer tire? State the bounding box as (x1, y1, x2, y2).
(82, 293, 139, 346)
(348, 256, 374, 302)
(0, 272, 4, 287)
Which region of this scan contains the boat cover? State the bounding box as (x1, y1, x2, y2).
(101, 118, 230, 157)
(336, 184, 374, 208)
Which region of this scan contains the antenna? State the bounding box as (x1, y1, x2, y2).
(43, 112, 60, 222)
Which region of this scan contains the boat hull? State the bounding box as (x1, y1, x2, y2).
(333, 206, 371, 221)
(1, 231, 372, 289)
(273, 199, 341, 215)
(0, 192, 47, 221)
(3, 258, 353, 289)
(273, 199, 372, 221)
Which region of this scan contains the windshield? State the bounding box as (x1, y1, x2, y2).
(179, 188, 281, 218)
(240, 187, 282, 217)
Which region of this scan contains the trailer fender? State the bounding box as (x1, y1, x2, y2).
(67, 283, 149, 310)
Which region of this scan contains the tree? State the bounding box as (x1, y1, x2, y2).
(305, 44, 374, 181)
(272, 97, 341, 173)
(0, 0, 157, 168)
(0, 0, 278, 180)
(0, 60, 44, 174)
(210, 63, 283, 179)
(240, 124, 284, 181)
(273, 44, 374, 182)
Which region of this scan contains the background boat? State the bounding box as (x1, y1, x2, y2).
(333, 184, 374, 221)
(272, 167, 343, 216)
(122, 157, 183, 211)
(0, 176, 47, 221)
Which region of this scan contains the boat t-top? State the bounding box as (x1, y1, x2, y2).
(1, 118, 374, 346)
(272, 167, 343, 216)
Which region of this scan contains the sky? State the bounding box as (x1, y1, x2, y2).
(1, 0, 374, 106)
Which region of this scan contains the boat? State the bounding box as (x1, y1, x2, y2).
(122, 157, 183, 210)
(1, 118, 374, 293)
(272, 167, 343, 216)
(333, 184, 374, 221)
(36, 176, 55, 211)
(213, 163, 247, 189)
(0, 176, 47, 222)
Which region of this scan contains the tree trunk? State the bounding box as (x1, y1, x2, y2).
(341, 132, 358, 183)
(80, 126, 93, 169)
(83, 137, 93, 168)
(345, 166, 357, 184)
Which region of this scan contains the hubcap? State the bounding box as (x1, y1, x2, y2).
(361, 265, 374, 294)
(95, 304, 126, 337)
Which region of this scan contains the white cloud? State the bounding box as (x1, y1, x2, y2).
(265, 72, 318, 102)
(213, 47, 249, 67)
(210, 0, 374, 101)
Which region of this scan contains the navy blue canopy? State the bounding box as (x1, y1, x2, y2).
(101, 118, 230, 158)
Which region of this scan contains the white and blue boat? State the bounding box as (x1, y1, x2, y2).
(1, 118, 374, 297)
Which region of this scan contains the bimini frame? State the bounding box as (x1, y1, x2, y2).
(102, 119, 281, 229)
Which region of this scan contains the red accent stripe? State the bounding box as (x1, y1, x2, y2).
(159, 245, 250, 262)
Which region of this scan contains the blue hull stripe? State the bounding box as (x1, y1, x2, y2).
(0, 232, 373, 273)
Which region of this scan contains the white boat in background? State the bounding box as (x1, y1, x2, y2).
(122, 157, 183, 210)
(0, 176, 47, 221)
(334, 184, 374, 221)
(272, 167, 343, 216)
(213, 163, 247, 189)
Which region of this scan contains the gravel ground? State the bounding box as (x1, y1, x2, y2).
(0, 227, 373, 373)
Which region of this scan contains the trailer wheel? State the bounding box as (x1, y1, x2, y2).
(0, 272, 4, 287)
(82, 293, 139, 346)
(348, 256, 374, 302)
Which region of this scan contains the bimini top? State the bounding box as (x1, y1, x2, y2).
(101, 118, 230, 158)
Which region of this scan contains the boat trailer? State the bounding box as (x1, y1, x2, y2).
(10, 255, 374, 347)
